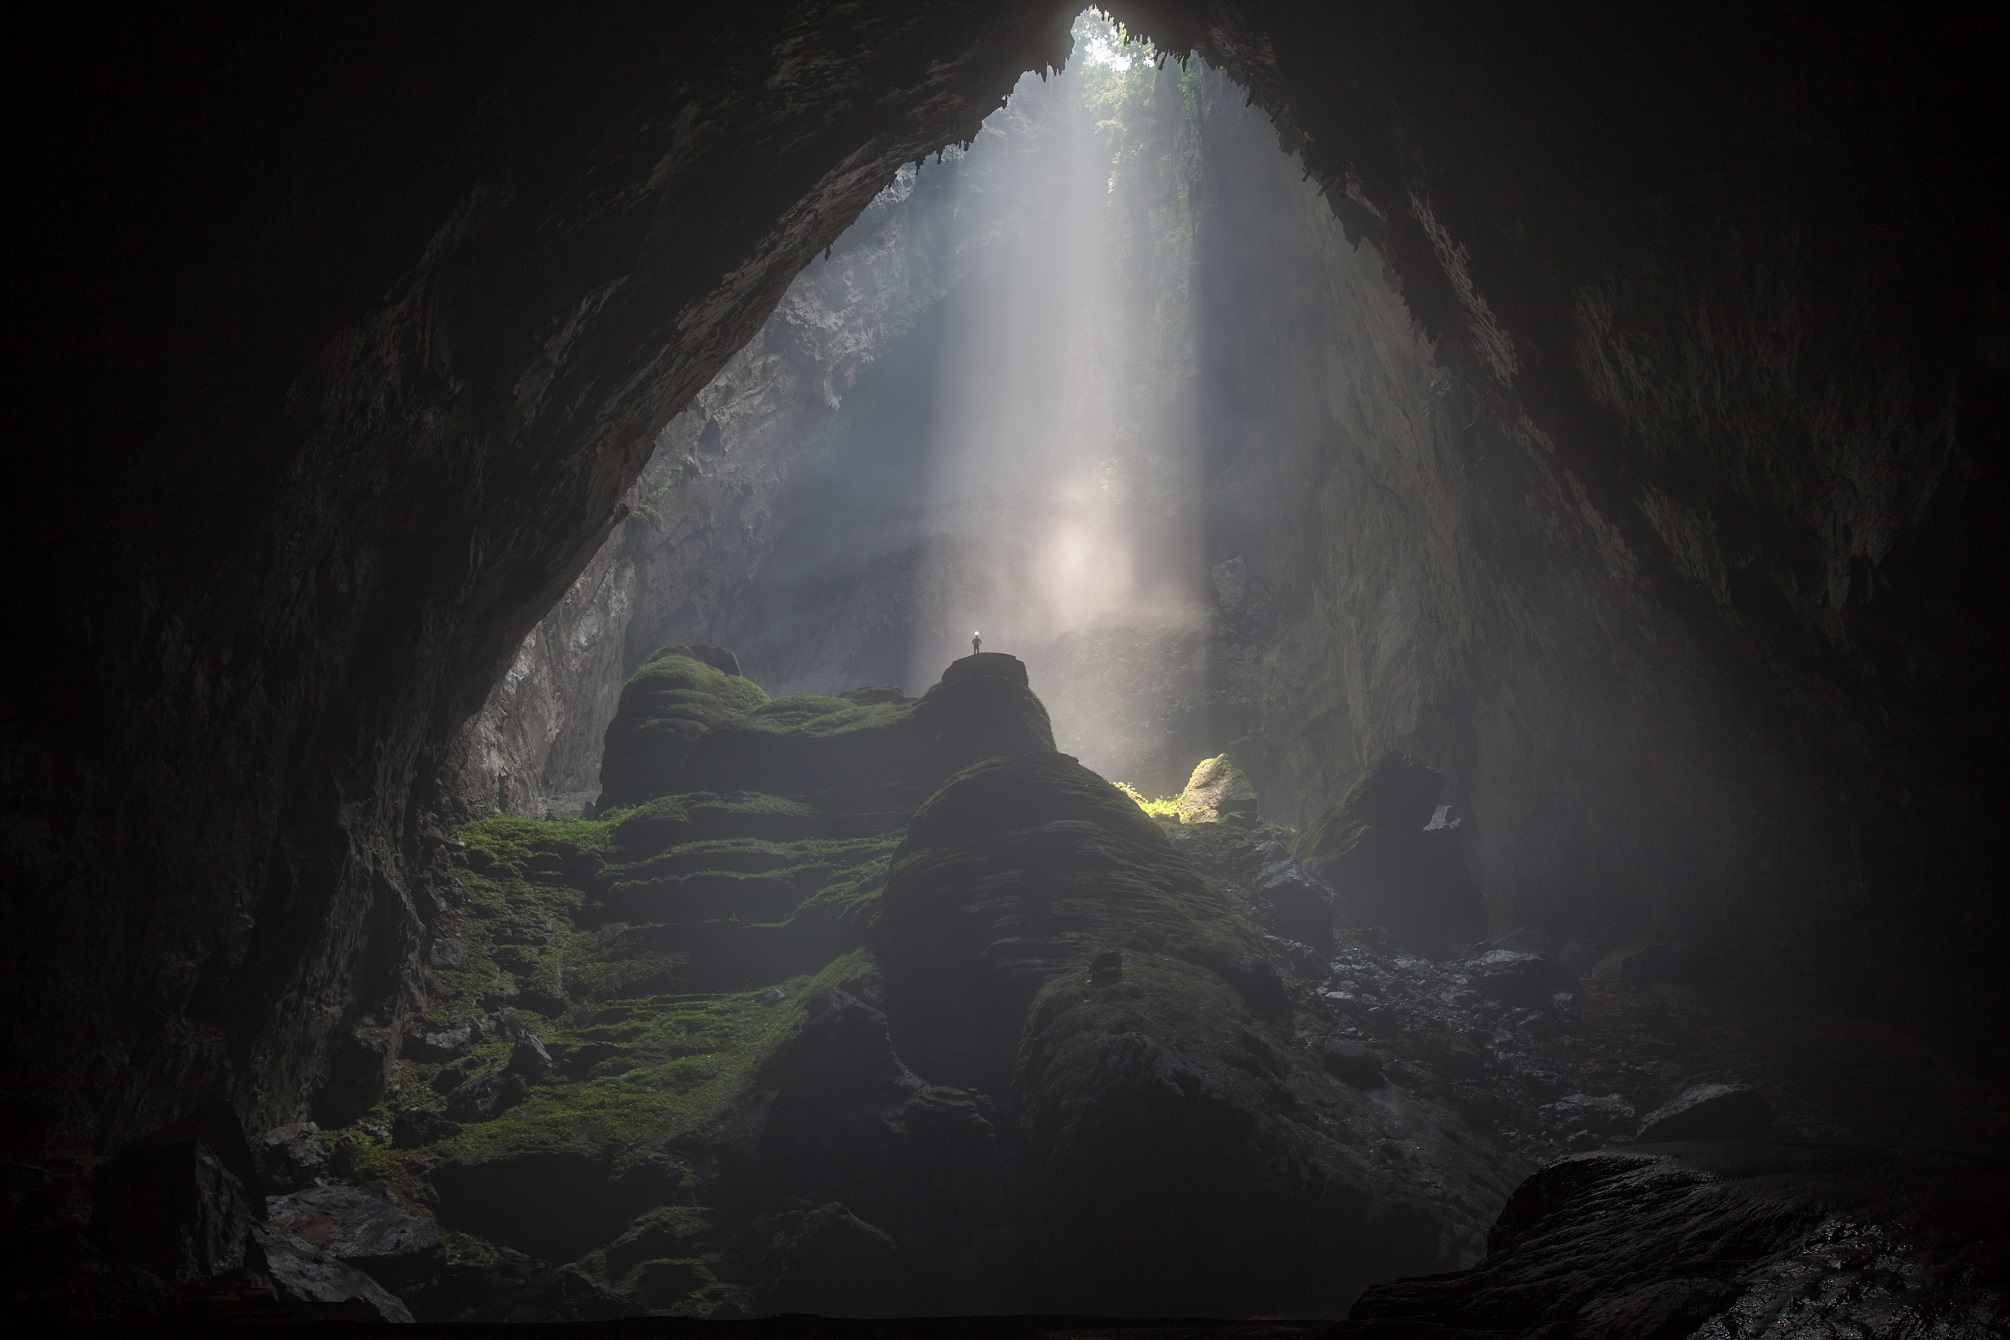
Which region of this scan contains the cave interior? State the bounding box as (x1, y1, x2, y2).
(7, 1, 2010, 1331)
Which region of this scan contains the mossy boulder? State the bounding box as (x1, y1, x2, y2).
(1012, 964, 1453, 1316)
(1296, 751, 1487, 953)
(911, 654, 1055, 779)
(683, 693, 924, 808)
(334, 667, 1500, 1318)
(597, 648, 769, 810)
(1174, 754, 1259, 824)
(677, 654, 1053, 813)
(875, 752, 1268, 1089)
(872, 750, 1469, 1314)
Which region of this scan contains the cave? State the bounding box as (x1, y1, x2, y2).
(7, 1, 2008, 1331)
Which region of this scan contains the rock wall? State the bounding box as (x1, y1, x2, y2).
(4, 2, 1078, 1156)
(1159, 1, 2010, 1032)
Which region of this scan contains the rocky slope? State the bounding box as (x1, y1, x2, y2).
(35, 650, 1998, 1325)
(311, 654, 1510, 1318)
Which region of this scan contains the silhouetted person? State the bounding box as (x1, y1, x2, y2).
(972, 631, 982, 655)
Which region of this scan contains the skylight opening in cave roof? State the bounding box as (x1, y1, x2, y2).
(1074, 8, 1150, 72)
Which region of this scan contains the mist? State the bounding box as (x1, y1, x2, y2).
(709, 15, 1235, 794)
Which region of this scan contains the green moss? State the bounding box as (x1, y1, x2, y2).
(1016, 953, 1295, 1120)
(599, 652, 770, 808)
(1113, 779, 1180, 819)
(787, 834, 900, 927)
(682, 692, 926, 801)
(840, 685, 910, 706)
(738, 694, 913, 737)
(446, 990, 799, 1167)
(883, 752, 1257, 977)
(387, 751, 908, 1216)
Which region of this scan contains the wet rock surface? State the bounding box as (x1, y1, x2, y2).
(1296, 754, 1487, 954)
(1634, 1082, 1801, 1145)
(1344, 1146, 2010, 1337)
(247, 1221, 415, 1322)
(264, 1181, 444, 1287)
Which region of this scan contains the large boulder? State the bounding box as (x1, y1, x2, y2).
(247, 1221, 414, 1322)
(874, 752, 1476, 1315)
(89, 1103, 264, 1284)
(674, 654, 1053, 812)
(1296, 753, 1488, 953)
(910, 654, 1055, 779)
(265, 1181, 445, 1287)
(596, 647, 769, 809)
(1347, 1146, 2010, 1336)
(875, 752, 1268, 1088)
(1175, 754, 1259, 824)
(681, 690, 928, 806)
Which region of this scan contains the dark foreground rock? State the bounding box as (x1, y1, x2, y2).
(1295, 753, 1486, 954)
(264, 1181, 445, 1286)
(876, 751, 1504, 1316)
(399, 1244, 645, 1323)
(1634, 1082, 1803, 1144)
(1345, 1145, 2010, 1337)
(247, 1221, 415, 1321)
(89, 1103, 265, 1283)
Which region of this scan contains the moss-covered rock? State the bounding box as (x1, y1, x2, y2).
(1174, 753, 1259, 824)
(912, 653, 1055, 779)
(683, 692, 924, 808)
(679, 654, 1055, 811)
(1295, 751, 1487, 952)
(873, 749, 1482, 1314)
(597, 648, 770, 810)
(875, 752, 1266, 1088)
(1013, 961, 1453, 1315)
(324, 663, 1509, 1319)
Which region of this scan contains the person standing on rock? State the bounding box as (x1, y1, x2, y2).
(972, 631, 982, 655)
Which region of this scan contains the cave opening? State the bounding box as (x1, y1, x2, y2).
(472, 9, 1424, 812)
(12, 1, 2010, 1330)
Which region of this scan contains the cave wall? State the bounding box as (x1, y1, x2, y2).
(4, 1, 1078, 1156)
(7, 0, 2006, 1161)
(446, 166, 957, 821)
(1178, 80, 1788, 961)
(1141, 0, 2010, 1024)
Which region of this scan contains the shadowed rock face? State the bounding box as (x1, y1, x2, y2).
(1344, 1145, 2010, 1337)
(597, 648, 771, 811)
(4, 4, 1081, 1154)
(1297, 753, 1487, 953)
(875, 751, 1501, 1315)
